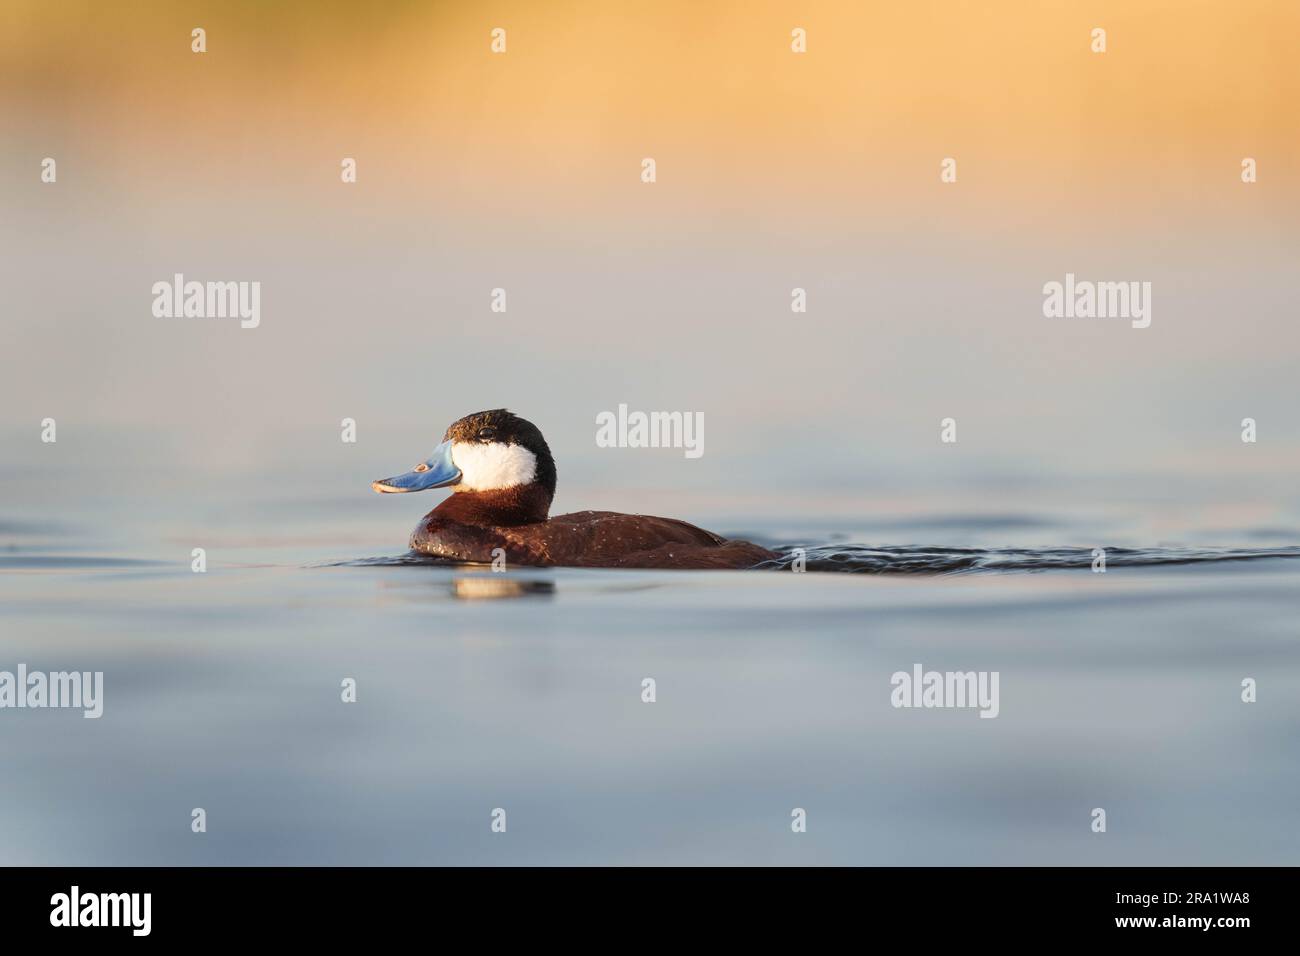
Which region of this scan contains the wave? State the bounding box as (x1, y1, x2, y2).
(323, 545, 1300, 574)
(751, 545, 1300, 574)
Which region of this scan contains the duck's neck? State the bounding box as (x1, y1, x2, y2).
(431, 483, 551, 527)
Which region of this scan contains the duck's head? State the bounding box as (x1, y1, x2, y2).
(372, 409, 557, 522)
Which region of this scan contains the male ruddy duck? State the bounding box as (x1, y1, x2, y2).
(372, 409, 775, 569)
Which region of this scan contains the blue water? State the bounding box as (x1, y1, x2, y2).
(3, 441, 1300, 865)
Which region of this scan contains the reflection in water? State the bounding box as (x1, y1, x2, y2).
(451, 575, 556, 600)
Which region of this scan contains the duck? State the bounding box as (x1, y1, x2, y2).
(371, 409, 776, 569)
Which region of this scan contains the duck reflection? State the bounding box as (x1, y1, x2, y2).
(450, 575, 555, 600)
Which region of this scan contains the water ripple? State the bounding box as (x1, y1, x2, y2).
(754, 545, 1300, 574)
(322, 545, 1300, 574)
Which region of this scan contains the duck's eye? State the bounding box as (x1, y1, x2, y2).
(413, 463, 429, 473)
(478, 427, 496, 442)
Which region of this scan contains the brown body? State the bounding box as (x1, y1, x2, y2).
(411, 487, 775, 569)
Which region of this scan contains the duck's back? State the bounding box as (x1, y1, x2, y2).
(541, 511, 775, 569)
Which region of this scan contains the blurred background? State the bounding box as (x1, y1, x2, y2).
(2, 0, 1298, 548)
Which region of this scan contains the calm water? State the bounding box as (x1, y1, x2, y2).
(3, 436, 1300, 865)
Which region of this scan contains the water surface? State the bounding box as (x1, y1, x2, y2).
(2, 444, 1299, 865)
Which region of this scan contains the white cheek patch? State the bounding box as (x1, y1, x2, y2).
(451, 442, 537, 492)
